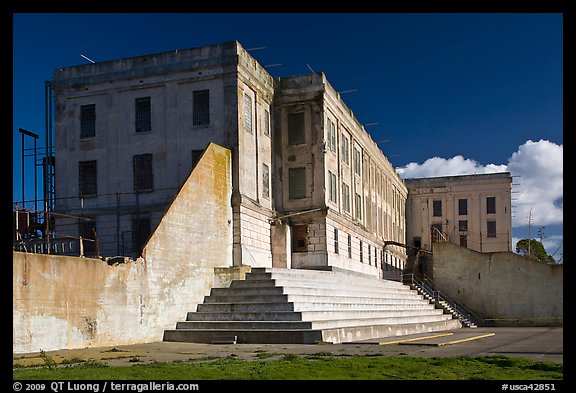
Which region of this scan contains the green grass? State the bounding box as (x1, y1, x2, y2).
(13, 355, 562, 380)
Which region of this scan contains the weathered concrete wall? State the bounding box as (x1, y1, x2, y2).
(433, 242, 562, 326)
(13, 143, 232, 353)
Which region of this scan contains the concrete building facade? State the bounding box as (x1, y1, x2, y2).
(404, 173, 513, 255)
(51, 41, 407, 277)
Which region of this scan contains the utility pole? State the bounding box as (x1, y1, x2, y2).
(538, 226, 545, 243)
(527, 209, 533, 257)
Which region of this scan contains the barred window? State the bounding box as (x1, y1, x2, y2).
(288, 112, 305, 145)
(193, 90, 210, 126)
(135, 97, 151, 133)
(244, 94, 253, 133)
(327, 119, 336, 152)
(262, 163, 270, 199)
(80, 104, 96, 138)
(341, 134, 350, 165)
(343, 183, 351, 213)
(359, 240, 363, 263)
(347, 234, 352, 258)
(133, 154, 153, 192)
(264, 109, 270, 136)
(487, 196, 496, 214)
(334, 228, 339, 254)
(79, 160, 97, 197)
(353, 147, 361, 175)
(328, 171, 337, 203)
(459, 198, 468, 215)
(355, 193, 362, 220)
(487, 220, 497, 238)
(433, 200, 442, 217)
(288, 167, 306, 199)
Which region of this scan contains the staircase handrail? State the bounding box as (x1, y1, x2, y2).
(402, 273, 483, 326)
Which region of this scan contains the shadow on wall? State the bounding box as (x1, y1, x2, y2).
(13, 143, 233, 354)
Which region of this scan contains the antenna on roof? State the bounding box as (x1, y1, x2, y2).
(306, 64, 315, 73)
(246, 46, 267, 51)
(264, 64, 283, 68)
(338, 89, 358, 94)
(364, 122, 379, 127)
(80, 54, 96, 64)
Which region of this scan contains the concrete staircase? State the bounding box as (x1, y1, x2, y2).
(163, 267, 462, 344)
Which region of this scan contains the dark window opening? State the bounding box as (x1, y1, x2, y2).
(80, 104, 96, 138)
(135, 97, 151, 133)
(132, 216, 151, 256)
(133, 154, 153, 192)
(458, 198, 468, 216)
(191, 150, 203, 169)
(459, 220, 468, 232)
(487, 196, 496, 214)
(79, 218, 97, 256)
(413, 237, 422, 248)
(292, 225, 308, 253)
(193, 90, 210, 126)
(79, 160, 97, 197)
(348, 234, 352, 258)
(287, 112, 305, 145)
(359, 240, 363, 263)
(460, 234, 468, 248)
(433, 200, 442, 217)
(288, 167, 306, 199)
(334, 228, 339, 254)
(487, 220, 497, 238)
(264, 109, 270, 136)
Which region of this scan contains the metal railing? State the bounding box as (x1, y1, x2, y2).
(402, 273, 484, 327)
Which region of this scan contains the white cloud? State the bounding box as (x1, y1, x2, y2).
(396, 139, 563, 227)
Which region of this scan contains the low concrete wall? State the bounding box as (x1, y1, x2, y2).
(13, 143, 233, 354)
(433, 242, 563, 326)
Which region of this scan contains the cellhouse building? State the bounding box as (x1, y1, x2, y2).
(51, 40, 408, 278)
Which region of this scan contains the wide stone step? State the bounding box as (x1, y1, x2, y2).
(175, 314, 453, 331)
(196, 300, 435, 313)
(164, 319, 462, 344)
(232, 277, 408, 291)
(204, 292, 425, 304)
(210, 285, 418, 297)
(186, 308, 445, 322)
(244, 273, 408, 289)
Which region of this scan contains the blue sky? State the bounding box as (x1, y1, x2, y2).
(12, 13, 563, 260)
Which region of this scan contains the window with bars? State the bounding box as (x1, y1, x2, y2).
(79, 218, 97, 256)
(459, 198, 468, 215)
(327, 119, 336, 152)
(487, 196, 496, 214)
(132, 216, 151, 256)
(328, 171, 337, 203)
(192, 89, 210, 126)
(355, 193, 362, 220)
(244, 94, 253, 133)
(288, 167, 306, 199)
(353, 147, 361, 175)
(287, 112, 305, 145)
(433, 200, 442, 217)
(264, 109, 270, 136)
(487, 220, 497, 238)
(262, 163, 270, 199)
(348, 234, 352, 258)
(78, 160, 97, 197)
(343, 183, 351, 213)
(80, 104, 96, 138)
(133, 154, 153, 192)
(334, 228, 339, 254)
(135, 97, 151, 133)
(341, 134, 350, 165)
(359, 240, 363, 263)
(368, 245, 372, 266)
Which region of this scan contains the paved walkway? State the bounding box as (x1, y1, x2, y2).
(13, 327, 563, 368)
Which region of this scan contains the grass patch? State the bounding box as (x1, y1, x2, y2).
(13, 355, 563, 380)
(255, 353, 274, 359)
(101, 348, 128, 353)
